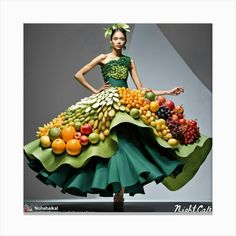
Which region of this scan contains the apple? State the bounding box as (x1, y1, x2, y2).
(145, 91, 156, 101)
(129, 108, 140, 119)
(178, 118, 186, 125)
(88, 132, 100, 144)
(79, 135, 89, 145)
(157, 95, 166, 105)
(80, 123, 93, 135)
(157, 100, 163, 106)
(48, 128, 61, 141)
(74, 121, 83, 131)
(164, 100, 175, 111)
(74, 132, 82, 140)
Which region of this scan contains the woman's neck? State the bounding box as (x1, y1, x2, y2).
(111, 49, 122, 57)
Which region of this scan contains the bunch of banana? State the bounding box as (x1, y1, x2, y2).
(62, 88, 121, 135)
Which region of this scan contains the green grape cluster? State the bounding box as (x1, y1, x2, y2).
(106, 65, 128, 80)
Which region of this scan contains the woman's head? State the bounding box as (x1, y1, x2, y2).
(110, 28, 127, 50)
(110, 28, 127, 41)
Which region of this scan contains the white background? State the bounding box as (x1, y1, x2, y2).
(0, 1, 236, 236)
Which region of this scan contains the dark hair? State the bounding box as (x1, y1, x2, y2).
(110, 28, 127, 49)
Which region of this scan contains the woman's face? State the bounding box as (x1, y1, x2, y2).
(110, 31, 126, 50)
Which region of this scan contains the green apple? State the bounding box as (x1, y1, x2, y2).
(48, 128, 61, 141)
(145, 91, 156, 101)
(74, 121, 83, 131)
(129, 108, 140, 119)
(88, 132, 100, 144)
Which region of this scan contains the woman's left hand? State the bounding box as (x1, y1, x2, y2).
(169, 87, 184, 96)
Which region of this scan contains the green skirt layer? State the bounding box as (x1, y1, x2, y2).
(24, 112, 212, 196)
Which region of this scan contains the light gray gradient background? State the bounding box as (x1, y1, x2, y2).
(24, 24, 212, 201)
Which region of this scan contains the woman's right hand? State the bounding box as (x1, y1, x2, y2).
(94, 81, 111, 94)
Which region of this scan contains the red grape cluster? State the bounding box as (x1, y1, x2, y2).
(179, 120, 200, 145)
(167, 119, 185, 144)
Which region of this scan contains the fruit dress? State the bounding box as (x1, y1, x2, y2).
(24, 55, 212, 197)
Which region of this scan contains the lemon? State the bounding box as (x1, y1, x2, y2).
(168, 138, 179, 147)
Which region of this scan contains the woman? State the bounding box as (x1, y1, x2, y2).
(24, 24, 211, 205)
(74, 27, 184, 96)
(74, 25, 183, 202)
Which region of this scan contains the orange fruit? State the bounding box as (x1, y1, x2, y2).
(51, 138, 66, 154)
(66, 139, 82, 156)
(61, 126, 76, 142)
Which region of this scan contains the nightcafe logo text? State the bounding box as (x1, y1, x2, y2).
(174, 204, 212, 213)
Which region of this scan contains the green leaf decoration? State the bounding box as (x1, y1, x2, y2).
(162, 137, 212, 190)
(116, 23, 130, 30)
(104, 24, 130, 38)
(104, 27, 113, 38)
(24, 136, 117, 172)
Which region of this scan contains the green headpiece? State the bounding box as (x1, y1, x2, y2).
(104, 23, 130, 38)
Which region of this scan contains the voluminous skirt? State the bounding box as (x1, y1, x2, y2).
(24, 87, 212, 196)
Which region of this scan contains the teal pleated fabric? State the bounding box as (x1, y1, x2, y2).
(26, 123, 184, 197)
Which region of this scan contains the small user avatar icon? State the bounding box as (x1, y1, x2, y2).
(24, 204, 33, 212)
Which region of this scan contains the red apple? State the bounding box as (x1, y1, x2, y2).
(79, 135, 89, 146)
(157, 100, 163, 106)
(74, 132, 82, 140)
(156, 96, 166, 106)
(157, 95, 166, 104)
(164, 100, 175, 111)
(179, 118, 186, 125)
(80, 124, 93, 135)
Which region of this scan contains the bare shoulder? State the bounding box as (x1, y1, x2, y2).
(98, 53, 107, 60)
(87, 53, 107, 66)
(99, 53, 111, 65)
(93, 53, 107, 62)
(130, 58, 136, 69)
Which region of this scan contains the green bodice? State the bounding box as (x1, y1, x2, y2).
(100, 55, 131, 88)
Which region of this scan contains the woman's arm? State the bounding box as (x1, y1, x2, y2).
(129, 59, 143, 90)
(153, 87, 184, 96)
(74, 54, 110, 94)
(130, 59, 184, 96)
